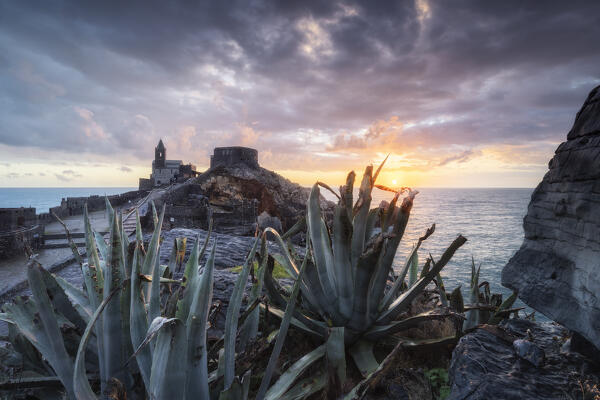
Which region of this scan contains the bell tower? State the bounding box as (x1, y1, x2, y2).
(155, 139, 166, 168)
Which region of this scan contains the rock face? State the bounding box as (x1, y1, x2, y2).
(194, 164, 333, 234)
(502, 85, 600, 350)
(144, 164, 334, 237)
(447, 319, 598, 400)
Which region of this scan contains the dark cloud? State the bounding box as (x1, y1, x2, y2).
(119, 166, 132, 172)
(0, 0, 599, 173)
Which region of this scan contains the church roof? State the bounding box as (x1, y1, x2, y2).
(157, 139, 165, 149)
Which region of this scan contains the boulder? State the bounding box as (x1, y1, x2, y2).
(447, 319, 598, 400)
(502, 85, 600, 351)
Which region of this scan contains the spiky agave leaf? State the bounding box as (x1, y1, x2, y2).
(377, 235, 467, 324)
(185, 241, 217, 400)
(223, 236, 260, 389)
(73, 285, 121, 400)
(264, 345, 326, 400)
(129, 246, 152, 389)
(255, 252, 309, 400)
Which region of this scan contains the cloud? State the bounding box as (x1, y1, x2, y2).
(0, 1, 599, 182)
(438, 150, 480, 166)
(5, 172, 19, 178)
(119, 166, 132, 172)
(39, 172, 46, 176)
(55, 173, 71, 182)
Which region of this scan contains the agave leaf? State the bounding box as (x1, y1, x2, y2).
(176, 234, 202, 321)
(342, 171, 356, 224)
(151, 200, 158, 229)
(377, 235, 467, 324)
(436, 272, 448, 307)
(262, 256, 291, 310)
(223, 236, 260, 389)
(263, 228, 325, 320)
(105, 196, 114, 225)
(149, 256, 161, 324)
(351, 166, 373, 269)
(149, 319, 187, 400)
(344, 341, 442, 400)
(185, 241, 216, 400)
(349, 340, 378, 377)
(347, 235, 383, 333)
(306, 184, 338, 304)
(73, 285, 121, 400)
(264, 345, 326, 400)
(84, 205, 104, 291)
(81, 262, 105, 386)
(408, 248, 418, 288)
(372, 154, 389, 185)
(449, 286, 464, 313)
(365, 208, 380, 241)
(463, 258, 481, 331)
(54, 274, 93, 323)
(142, 205, 165, 277)
(261, 305, 325, 338)
(94, 231, 109, 265)
(488, 291, 518, 325)
(281, 216, 306, 241)
(129, 246, 151, 389)
(255, 255, 309, 400)
(332, 202, 354, 320)
(239, 235, 268, 350)
(102, 213, 127, 388)
(34, 265, 88, 333)
(364, 310, 456, 340)
(326, 326, 346, 395)
(135, 209, 144, 249)
(219, 377, 243, 400)
(277, 375, 327, 400)
(26, 262, 75, 399)
(52, 211, 83, 267)
(370, 194, 414, 318)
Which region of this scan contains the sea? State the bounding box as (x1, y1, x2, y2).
(0, 187, 136, 213)
(0, 186, 536, 316)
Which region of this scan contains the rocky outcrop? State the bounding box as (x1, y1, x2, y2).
(447, 319, 599, 400)
(502, 85, 600, 350)
(143, 164, 334, 237)
(194, 164, 333, 234)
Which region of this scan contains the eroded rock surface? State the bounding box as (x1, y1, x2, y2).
(502, 85, 600, 350)
(448, 319, 598, 400)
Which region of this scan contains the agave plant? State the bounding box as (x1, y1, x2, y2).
(260, 162, 467, 385)
(461, 258, 520, 330)
(1, 199, 339, 400)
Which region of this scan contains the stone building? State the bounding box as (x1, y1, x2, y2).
(0, 207, 43, 258)
(0, 207, 37, 231)
(210, 146, 259, 169)
(139, 139, 197, 189)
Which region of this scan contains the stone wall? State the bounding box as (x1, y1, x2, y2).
(0, 208, 37, 231)
(502, 85, 600, 350)
(50, 190, 145, 218)
(210, 147, 259, 169)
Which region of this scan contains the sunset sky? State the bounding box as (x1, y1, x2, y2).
(1, 1, 599, 188)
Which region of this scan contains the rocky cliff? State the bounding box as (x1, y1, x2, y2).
(193, 164, 333, 234)
(502, 85, 600, 350)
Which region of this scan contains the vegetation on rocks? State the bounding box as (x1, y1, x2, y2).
(0, 161, 492, 399)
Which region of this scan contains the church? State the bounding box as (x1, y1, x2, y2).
(139, 139, 197, 189)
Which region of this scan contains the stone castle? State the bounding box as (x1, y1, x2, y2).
(139, 140, 259, 190)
